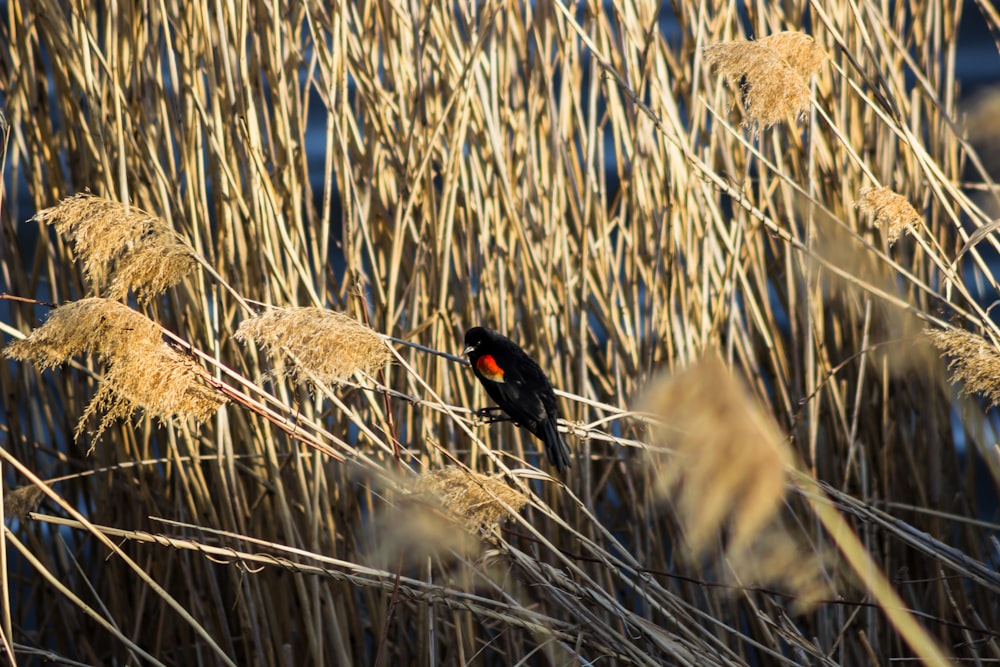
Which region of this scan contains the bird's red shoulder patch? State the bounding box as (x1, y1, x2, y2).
(475, 354, 505, 382)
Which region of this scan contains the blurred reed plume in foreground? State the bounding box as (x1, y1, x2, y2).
(640, 354, 829, 609)
(2, 0, 998, 664)
(2, 485, 45, 522)
(371, 467, 528, 569)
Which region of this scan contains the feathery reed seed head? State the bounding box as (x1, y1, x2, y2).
(724, 525, 832, 613)
(807, 202, 935, 374)
(4, 485, 46, 521)
(928, 329, 1000, 406)
(4, 298, 226, 443)
(704, 31, 823, 129)
(5, 297, 162, 368)
(856, 186, 922, 245)
(640, 354, 791, 555)
(756, 32, 827, 82)
(417, 467, 528, 532)
(235, 307, 391, 385)
(639, 354, 828, 609)
(32, 193, 195, 301)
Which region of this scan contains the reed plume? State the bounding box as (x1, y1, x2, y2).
(32, 194, 195, 301)
(235, 307, 391, 385)
(928, 328, 1000, 406)
(4, 298, 225, 442)
(704, 30, 824, 128)
(640, 354, 828, 608)
(856, 186, 923, 245)
(3, 484, 46, 521)
(417, 466, 528, 533)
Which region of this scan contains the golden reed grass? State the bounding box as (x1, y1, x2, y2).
(235, 307, 391, 385)
(704, 30, 826, 128)
(0, 0, 982, 662)
(4, 298, 225, 443)
(640, 354, 829, 609)
(32, 194, 195, 301)
(856, 186, 923, 245)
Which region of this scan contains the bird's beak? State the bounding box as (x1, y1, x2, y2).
(462, 345, 474, 357)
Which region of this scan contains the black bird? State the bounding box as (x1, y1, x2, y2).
(463, 327, 572, 472)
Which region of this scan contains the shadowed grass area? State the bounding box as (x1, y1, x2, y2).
(2, 0, 1000, 664)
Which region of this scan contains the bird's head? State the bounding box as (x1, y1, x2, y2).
(462, 326, 492, 358)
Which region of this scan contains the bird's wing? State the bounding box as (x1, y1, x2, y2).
(507, 356, 560, 418)
(475, 356, 551, 427)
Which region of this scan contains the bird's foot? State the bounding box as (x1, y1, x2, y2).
(473, 407, 511, 424)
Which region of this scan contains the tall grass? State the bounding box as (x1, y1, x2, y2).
(2, 0, 999, 664)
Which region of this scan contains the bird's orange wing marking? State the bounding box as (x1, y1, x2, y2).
(476, 354, 505, 382)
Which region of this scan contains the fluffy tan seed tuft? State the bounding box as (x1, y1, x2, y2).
(641, 354, 791, 554)
(640, 354, 828, 608)
(235, 307, 391, 385)
(928, 329, 1000, 406)
(372, 498, 481, 569)
(704, 31, 823, 129)
(417, 467, 528, 532)
(856, 186, 923, 245)
(756, 31, 827, 82)
(4, 485, 46, 521)
(4, 298, 226, 443)
(33, 193, 195, 301)
(724, 525, 832, 613)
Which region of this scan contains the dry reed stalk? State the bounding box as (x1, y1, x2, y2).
(704, 31, 821, 128)
(235, 307, 391, 385)
(4, 298, 225, 442)
(855, 186, 923, 245)
(32, 194, 195, 301)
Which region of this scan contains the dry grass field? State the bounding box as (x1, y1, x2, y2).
(2, 0, 1000, 664)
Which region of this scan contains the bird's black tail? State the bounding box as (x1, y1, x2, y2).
(540, 418, 572, 473)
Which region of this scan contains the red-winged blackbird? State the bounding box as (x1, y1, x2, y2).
(463, 327, 572, 472)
